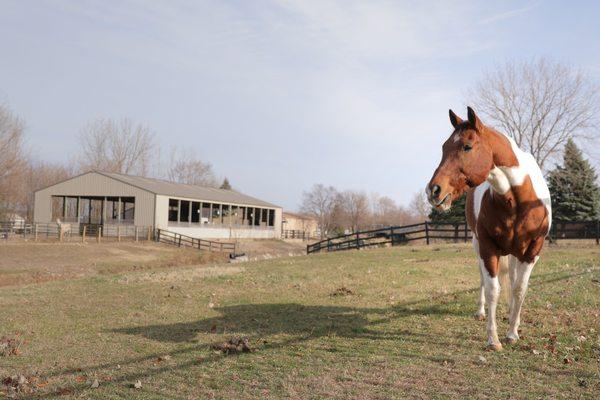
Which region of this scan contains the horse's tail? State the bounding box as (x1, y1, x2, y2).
(498, 255, 511, 304)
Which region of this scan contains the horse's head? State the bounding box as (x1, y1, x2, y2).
(426, 107, 494, 211)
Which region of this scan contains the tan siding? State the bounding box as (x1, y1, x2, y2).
(34, 172, 155, 226)
(155, 195, 169, 229)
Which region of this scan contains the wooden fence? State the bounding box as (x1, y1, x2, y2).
(281, 229, 315, 241)
(307, 220, 600, 254)
(0, 221, 153, 242)
(155, 229, 236, 253)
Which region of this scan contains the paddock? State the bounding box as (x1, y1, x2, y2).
(0, 241, 597, 398)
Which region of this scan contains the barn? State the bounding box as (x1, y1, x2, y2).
(34, 171, 282, 239)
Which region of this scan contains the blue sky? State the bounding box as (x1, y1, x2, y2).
(1, 0, 599, 210)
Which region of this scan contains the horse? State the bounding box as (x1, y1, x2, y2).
(426, 107, 551, 351)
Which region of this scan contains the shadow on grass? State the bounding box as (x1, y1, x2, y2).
(34, 267, 588, 398)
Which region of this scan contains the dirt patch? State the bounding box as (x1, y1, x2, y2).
(211, 337, 253, 354)
(330, 287, 355, 297)
(0, 336, 23, 356)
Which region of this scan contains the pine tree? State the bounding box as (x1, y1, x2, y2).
(428, 193, 466, 223)
(220, 178, 232, 190)
(547, 139, 600, 221)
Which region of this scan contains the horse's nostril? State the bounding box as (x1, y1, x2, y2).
(431, 185, 441, 198)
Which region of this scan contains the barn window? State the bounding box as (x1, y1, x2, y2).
(191, 202, 200, 223)
(222, 205, 230, 225)
(168, 199, 178, 222)
(65, 197, 78, 222)
(51, 196, 64, 221)
(261, 208, 268, 226)
(201, 203, 211, 223)
(212, 204, 221, 224)
(268, 209, 275, 227)
(121, 197, 135, 222)
(179, 200, 190, 223)
(106, 197, 119, 223)
(253, 208, 261, 226)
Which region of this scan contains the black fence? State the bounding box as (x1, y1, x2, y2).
(155, 229, 236, 253)
(307, 220, 599, 254)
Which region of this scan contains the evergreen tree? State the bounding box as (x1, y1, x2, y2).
(547, 139, 600, 221)
(220, 178, 232, 190)
(428, 193, 466, 223)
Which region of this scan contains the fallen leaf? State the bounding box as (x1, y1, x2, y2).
(133, 380, 142, 389)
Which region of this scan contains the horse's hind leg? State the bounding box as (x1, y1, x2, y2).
(506, 257, 537, 344)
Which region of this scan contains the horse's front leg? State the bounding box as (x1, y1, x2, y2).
(474, 266, 486, 321)
(472, 238, 486, 321)
(479, 252, 502, 351)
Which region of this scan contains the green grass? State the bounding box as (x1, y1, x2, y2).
(0, 242, 599, 399)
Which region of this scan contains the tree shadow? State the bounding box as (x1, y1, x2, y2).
(112, 301, 464, 344)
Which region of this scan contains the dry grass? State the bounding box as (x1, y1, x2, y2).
(0, 241, 598, 399)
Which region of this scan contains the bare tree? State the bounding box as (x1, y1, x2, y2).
(77, 118, 155, 175)
(19, 161, 73, 220)
(470, 58, 599, 169)
(0, 105, 26, 217)
(409, 191, 431, 222)
(337, 190, 370, 232)
(166, 148, 218, 187)
(300, 184, 338, 238)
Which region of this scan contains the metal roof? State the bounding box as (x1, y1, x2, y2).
(96, 171, 280, 208)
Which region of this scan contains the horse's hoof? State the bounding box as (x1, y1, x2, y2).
(474, 313, 486, 321)
(504, 337, 518, 345)
(486, 342, 503, 351)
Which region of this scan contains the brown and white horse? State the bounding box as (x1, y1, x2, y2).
(427, 107, 551, 350)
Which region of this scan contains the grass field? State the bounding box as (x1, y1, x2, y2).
(0, 241, 598, 399)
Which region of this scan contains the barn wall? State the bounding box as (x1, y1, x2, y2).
(33, 172, 156, 227)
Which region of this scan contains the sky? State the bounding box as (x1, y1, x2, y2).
(1, 0, 599, 210)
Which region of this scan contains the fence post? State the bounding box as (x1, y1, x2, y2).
(81, 225, 86, 243)
(97, 227, 102, 243)
(156, 229, 161, 243)
(135, 227, 139, 242)
(425, 221, 430, 245)
(34, 224, 38, 242)
(117, 225, 121, 242)
(464, 223, 468, 243)
(454, 224, 459, 243)
(596, 220, 599, 245)
(327, 239, 331, 252)
(390, 227, 394, 246)
(178, 234, 182, 247)
(147, 227, 152, 241)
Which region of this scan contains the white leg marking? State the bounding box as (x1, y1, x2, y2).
(480, 258, 501, 348)
(507, 256, 518, 316)
(472, 238, 485, 320)
(506, 257, 537, 343)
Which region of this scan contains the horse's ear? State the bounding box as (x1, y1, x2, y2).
(449, 109, 463, 128)
(467, 106, 483, 132)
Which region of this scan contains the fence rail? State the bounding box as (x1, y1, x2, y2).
(307, 219, 599, 254)
(155, 229, 236, 253)
(0, 221, 153, 242)
(281, 230, 316, 241)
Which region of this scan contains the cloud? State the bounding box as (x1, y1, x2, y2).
(479, 1, 541, 24)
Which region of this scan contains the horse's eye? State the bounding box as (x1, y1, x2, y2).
(463, 144, 473, 152)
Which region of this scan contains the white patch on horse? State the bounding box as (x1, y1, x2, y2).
(453, 133, 461, 143)
(487, 166, 511, 194)
(472, 181, 489, 225)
